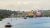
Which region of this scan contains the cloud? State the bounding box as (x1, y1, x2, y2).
(0, 0, 50, 11)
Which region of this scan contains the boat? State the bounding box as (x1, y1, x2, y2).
(5, 22, 12, 28)
(24, 16, 27, 19)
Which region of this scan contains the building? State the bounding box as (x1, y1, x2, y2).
(26, 10, 35, 17)
(36, 10, 43, 17)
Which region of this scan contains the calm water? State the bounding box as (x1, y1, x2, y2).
(0, 17, 50, 28)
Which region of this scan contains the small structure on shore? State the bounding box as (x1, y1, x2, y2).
(5, 23, 12, 28)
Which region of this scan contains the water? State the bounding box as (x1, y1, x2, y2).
(0, 17, 50, 28)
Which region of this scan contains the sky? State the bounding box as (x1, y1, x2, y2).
(0, 0, 50, 11)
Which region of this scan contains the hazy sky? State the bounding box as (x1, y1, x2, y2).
(0, 0, 50, 11)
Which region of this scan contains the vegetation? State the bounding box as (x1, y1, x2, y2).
(43, 10, 50, 17)
(0, 9, 50, 21)
(0, 9, 13, 21)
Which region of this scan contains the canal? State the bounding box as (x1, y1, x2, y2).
(0, 17, 50, 28)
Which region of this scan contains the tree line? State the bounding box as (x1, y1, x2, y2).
(0, 10, 50, 21)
